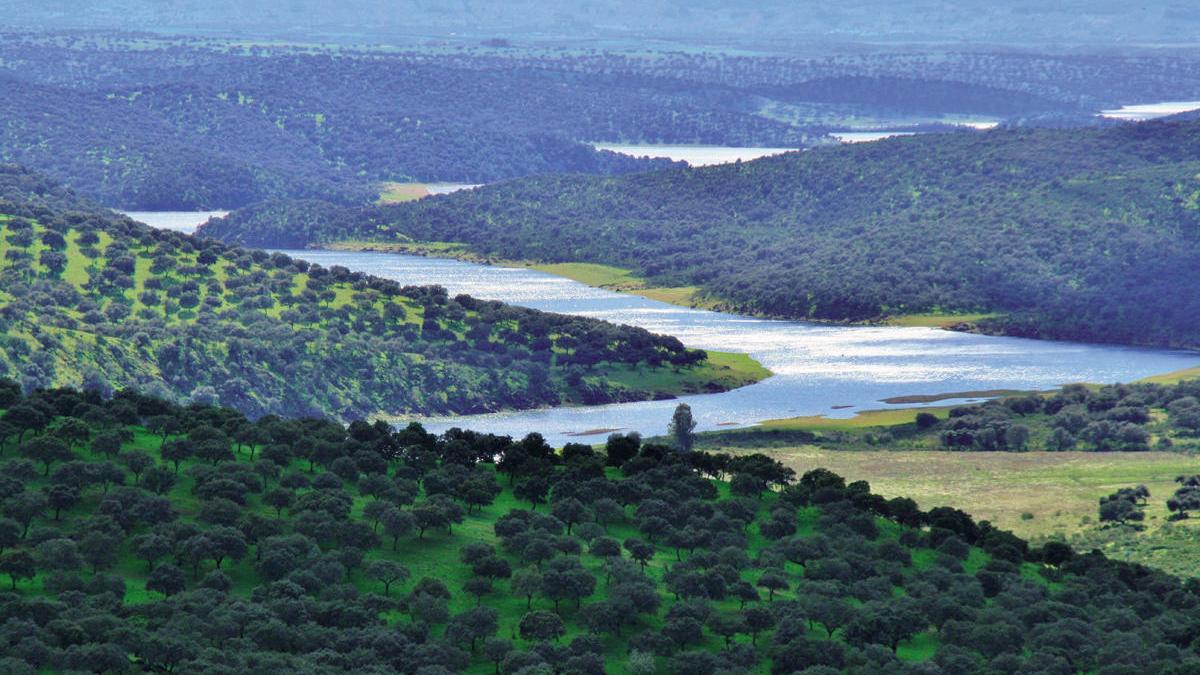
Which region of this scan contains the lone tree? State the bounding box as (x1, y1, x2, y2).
(366, 559, 410, 596)
(1099, 488, 1147, 526)
(668, 403, 697, 453)
(1169, 476, 1200, 520)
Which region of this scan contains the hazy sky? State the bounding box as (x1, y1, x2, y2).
(2, 1, 1196, 46)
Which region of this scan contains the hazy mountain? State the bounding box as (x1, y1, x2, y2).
(2, 0, 1198, 45)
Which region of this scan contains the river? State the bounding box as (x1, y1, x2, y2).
(127, 210, 1200, 446)
(280, 251, 1199, 446)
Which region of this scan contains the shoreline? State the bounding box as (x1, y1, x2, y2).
(281, 237, 1200, 354)
(316, 239, 1002, 330)
(317, 239, 1200, 434)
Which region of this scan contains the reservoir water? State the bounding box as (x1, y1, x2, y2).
(1099, 101, 1200, 121)
(127, 212, 1200, 446)
(593, 144, 798, 166)
(278, 250, 1200, 446)
(120, 210, 228, 232)
(830, 131, 919, 144)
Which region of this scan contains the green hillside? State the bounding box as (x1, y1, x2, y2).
(204, 119, 1200, 349)
(0, 383, 1196, 673)
(0, 166, 756, 420)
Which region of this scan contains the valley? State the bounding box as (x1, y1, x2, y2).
(202, 117, 1200, 352)
(4, 12, 1200, 673)
(270, 248, 1198, 444)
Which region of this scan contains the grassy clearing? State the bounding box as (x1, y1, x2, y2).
(742, 444, 1200, 577)
(879, 389, 1033, 405)
(377, 182, 432, 204)
(727, 445, 1199, 540)
(883, 312, 998, 328)
(528, 262, 717, 310)
(324, 239, 477, 257)
(1141, 365, 1200, 385)
(598, 349, 770, 396)
(759, 406, 956, 431)
(528, 262, 641, 288)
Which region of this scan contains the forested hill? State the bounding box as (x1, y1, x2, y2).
(0, 384, 1198, 673)
(206, 119, 1200, 350)
(0, 165, 751, 420)
(0, 55, 679, 210)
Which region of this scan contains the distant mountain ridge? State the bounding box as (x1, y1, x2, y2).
(3, 1, 1199, 45)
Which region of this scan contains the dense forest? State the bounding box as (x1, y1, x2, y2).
(1, 383, 1199, 673)
(211, 118, 1200, 349)
(0, 34, 812, 209)
(0, 165, 750, 421)
(757, 77, 1073, 118)
(5, 33, 1200, 209)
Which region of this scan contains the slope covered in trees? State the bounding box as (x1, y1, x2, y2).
(0, 383, 1197, 673)
(10, 33, 1200, 209)
(0, 34, 824, 209)
(0, 165, 749, 420)
(208, 119, 1200, 349)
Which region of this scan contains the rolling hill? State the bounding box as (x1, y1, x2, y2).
(0, 383, 1195, 673)
(0, 165, 756, 420)
(203, 119, 1200, 350)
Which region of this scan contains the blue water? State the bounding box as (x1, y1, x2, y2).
(279, 250, 1200, 446)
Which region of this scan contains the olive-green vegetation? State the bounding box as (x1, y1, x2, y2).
(9, 30, 1200, 211)
(699, 378, 1200, 576)
(209, 119, 1200, 349)
(1, 382, 1197, 674)
(0, 165, 745, 420)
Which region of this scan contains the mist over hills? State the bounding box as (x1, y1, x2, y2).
(3, 1, 1199, 45)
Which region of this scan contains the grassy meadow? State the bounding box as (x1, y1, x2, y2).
(377, 182, 434, 204)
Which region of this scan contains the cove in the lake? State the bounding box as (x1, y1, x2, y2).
(277, 250, 1200, 446)
(120, 211, 227, 233)
(1099, 100, 1200, 120)
(592, 144, 799, 166)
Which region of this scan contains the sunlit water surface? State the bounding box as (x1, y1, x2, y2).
(1099, 101, 1200, 120)
(120, 211, 227, 233)
(592, 144, 799, 166)
(277, 251, 1200, 445)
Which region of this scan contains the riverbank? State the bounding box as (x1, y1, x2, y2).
(319, 240, 1002, 330)
(723, 367, 1200, 436)
(285, 245, 1200, 446)
(319, 242, 773, 394)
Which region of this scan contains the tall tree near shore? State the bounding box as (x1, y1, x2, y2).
(669, 403, 697, 453)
